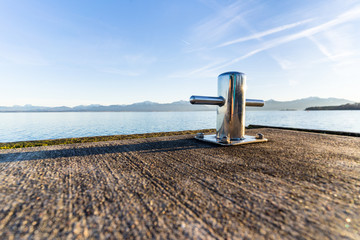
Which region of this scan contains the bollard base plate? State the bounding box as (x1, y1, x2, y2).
(195, 134, 267, 146)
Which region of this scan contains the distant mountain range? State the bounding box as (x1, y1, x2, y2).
(0, 101, 215, 112)
(0, 97, 355, 112)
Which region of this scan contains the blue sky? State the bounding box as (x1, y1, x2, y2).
(0, 0, 360, 106)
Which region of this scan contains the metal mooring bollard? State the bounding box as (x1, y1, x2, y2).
(190, 71, 268, 146)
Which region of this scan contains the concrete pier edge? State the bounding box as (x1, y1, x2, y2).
(248, 124, 360, 137)
(1, 125, 359, 149)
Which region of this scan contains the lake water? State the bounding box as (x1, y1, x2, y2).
(0, 111, 359, 142)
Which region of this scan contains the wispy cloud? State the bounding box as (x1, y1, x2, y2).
(216, 18, 314, 48)
(168, 59, 225, 78)
(188, 1, 253, 46)
(308, 30, 357, 62)
(211, 5, 360, 70)
(168, 66, 220, 79)
(308, 36, 334, 60)
(181, 40, 191, 45)
(271, 56, 294, 70)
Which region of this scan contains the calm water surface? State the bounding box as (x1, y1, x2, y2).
(0, 111, 359, 142)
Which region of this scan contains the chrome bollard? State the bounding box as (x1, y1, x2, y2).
(190, 71, 267, 146)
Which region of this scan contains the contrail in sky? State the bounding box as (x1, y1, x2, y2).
(216, 18, 314, 48)
(213, 5, 360, 70)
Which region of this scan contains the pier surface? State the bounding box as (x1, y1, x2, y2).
(1, 128, 359, 239)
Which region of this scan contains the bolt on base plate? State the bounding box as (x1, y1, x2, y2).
(195, 134, 268, 146)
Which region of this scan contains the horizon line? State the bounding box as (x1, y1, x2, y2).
(0, 96, 356, 108)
